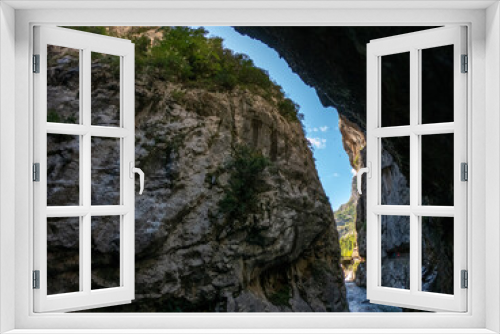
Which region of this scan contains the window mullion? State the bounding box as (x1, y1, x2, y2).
(409, 48, 420, 294)
(78, 48, 84, 293)
(373, 205, 454, 216)
(373, 123, 454, 138)
(416, 47, 424, 293)
(82, 47, 92, 294)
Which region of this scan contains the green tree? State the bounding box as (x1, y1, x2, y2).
(219, 145, 270, 222)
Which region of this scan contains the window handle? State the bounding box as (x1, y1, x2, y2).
(129, 162, 145, 195)
(356, 162, 371, 195)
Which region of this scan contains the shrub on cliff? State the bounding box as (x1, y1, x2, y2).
(219, 145, 270, 223)
(69, 26, 304, 123)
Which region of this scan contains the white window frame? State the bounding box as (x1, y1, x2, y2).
(0, 1, 499, 333)
(366, 26, 468, 312)
(33, 26, 136, 313)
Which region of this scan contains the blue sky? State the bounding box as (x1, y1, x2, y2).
(198, 26, 354, 210)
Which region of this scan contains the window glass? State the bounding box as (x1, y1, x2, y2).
(421, 216, 454, 294)
(91, 216, 121, 290)
(421, 45, 454, 124)
(381, 52, 410, 127)
(47, 134, 80, 206)
(381, 215, 410, 290)
(47, 45, 80, 124)
(91, 52, 120, 127)
(47, 217, 80, 295)
(91, 137, 121, 205)
(381, 137, 410, 205)
(421, 134, 454, 206)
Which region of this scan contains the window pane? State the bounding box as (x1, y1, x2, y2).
(91, 216, 120, 290)
(381, 52, 410, 127)
(47, 217, 80, 295)
(91, 52, 120, 127)
(421, 45, 454, 124)
(47, 134, 80, 206)
(421, 134, 454, 206)
(381, 215, 410, 290)
(381, 137, 410, 205)
(47, 45, 80, 124)
(91, 137, 120, 205)
(421, 216, 454, 294)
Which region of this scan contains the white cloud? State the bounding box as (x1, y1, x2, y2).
(333, 172, 340, 177)
(308, 126, 328, 133)
(351, 168, 357, 176)
(307, 137, 327, 149)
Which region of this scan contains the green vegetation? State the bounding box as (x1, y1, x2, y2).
(352, 258, 362, 272)
(219, 145, 270, 223)
(68, 26, 303, 122)
(278, 98, 303, 122)
(339, 232, 357, 257)
(352, 145, 365, 169)
(170, 89, 186, 103)
(334, 198, 357, 239)
(47, 109, 61, 123)
(335, 196, 361, 275)
(47, 108, 77, 124)
(343, 258, 362, 280)
(353, 153, 360, 169)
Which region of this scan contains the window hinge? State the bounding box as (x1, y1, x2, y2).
(33, 163, 40, 182)
(33, 270, 40, 289)
(461, 162, 468, 181)
(461, 54, 468, 73)
(33, 54, 40, 73)
(461, 270, 468, 289)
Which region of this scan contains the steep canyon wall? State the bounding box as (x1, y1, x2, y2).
(46, 35, 348, 311)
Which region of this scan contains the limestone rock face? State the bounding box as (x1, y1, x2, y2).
(46, 49, 348, 311)
(338, 116, 365, 171)
(129, 85, 348, 312)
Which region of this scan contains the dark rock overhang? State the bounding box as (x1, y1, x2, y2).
(234, 26, 433, 132)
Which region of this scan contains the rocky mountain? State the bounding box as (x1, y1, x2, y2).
(46, 28, 348, 312)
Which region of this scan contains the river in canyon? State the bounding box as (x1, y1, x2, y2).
(346, 282, 402, 312)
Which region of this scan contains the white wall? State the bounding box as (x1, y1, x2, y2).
(2, 4, 495, 332)
(0, 1, 16, 333)
(485, 2, 500, 333)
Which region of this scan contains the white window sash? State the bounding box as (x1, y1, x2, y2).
(366, 26, 468, 312)
(33, 26, 136, 313)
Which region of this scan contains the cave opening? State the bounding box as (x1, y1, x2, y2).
(47, 25, 451, 313)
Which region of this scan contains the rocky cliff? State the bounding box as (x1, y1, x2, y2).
(46, 28, 348, 312)
(128, 83, 348, 312)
